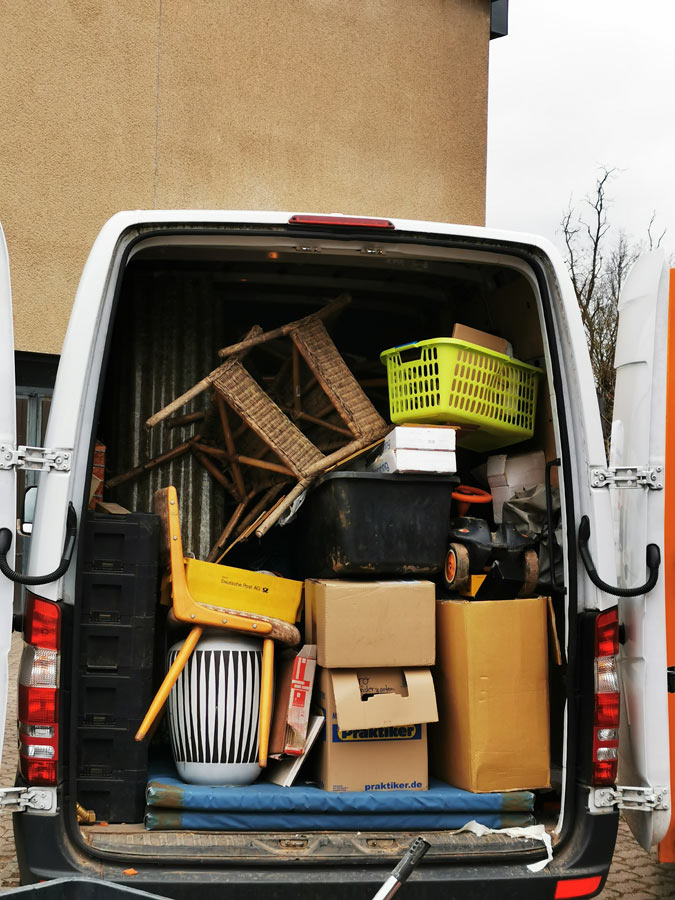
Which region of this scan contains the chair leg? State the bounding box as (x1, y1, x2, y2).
(135, 625, 203, 741)
(258, 638, 275, 767)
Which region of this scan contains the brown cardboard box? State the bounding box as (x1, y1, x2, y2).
(317, 667, 438, 792)
(431, 596, 550, 793)
(451, 323, 510, 356)
(305, 580, 435, 668)
(269, 645, 317, 757)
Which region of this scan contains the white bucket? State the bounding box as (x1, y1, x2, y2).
(167, 632, 263, 785)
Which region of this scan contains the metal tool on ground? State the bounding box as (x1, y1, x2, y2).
(371, 836, 431, 900)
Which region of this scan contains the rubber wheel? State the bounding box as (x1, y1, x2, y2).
(443, 543, 471, 592)
(518, 549, 540, 597)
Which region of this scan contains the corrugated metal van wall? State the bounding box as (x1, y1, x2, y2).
(104, 269, 232, 560)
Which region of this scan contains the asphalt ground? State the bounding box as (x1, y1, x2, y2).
(1, 633, 674, 897)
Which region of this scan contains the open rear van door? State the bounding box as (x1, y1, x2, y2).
(607, 251, 672, 849)
(0, 223, 16, 764)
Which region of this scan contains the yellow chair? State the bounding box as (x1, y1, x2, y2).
(135, 486, 301, 767)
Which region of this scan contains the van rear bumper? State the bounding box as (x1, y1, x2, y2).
(13, 788, 619, 900)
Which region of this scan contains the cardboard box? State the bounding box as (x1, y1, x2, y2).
(368, 447, 457, 475)
(317, 667, 437, 792)
(452, 323, 510, 356)
(431, 596, 550, 793)
(381, 425, 457, 453)
(487, 451, 547, 523)
(305, 580, 436, 667)
(266, 715, 324, 786)
(269, 645, 317, 757)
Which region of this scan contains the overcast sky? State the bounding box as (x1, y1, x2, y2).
(486, 0, 675, 256)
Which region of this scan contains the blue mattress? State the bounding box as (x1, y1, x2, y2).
(144, 809, 535, 831)
(144, 763, 535, 832)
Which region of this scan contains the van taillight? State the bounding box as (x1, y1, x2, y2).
(288, 214, 395, 228)
(592, 607, 619, 785)
(19, 593, 60, 785)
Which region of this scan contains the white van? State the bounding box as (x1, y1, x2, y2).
(0, 211, 671, 899)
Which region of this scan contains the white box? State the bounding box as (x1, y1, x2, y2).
(368, 447, 457, 474)
(487, 451, 547, 523)
(382, 425, 456, 453)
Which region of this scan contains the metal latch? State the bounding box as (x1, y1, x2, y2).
(0, 786, 55, 813)
(0, 445, 71, 472)
(590, 465, 663, 490)
(592, 785, 669, 812)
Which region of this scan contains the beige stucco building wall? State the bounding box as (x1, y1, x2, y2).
(1, 1, 491, 355)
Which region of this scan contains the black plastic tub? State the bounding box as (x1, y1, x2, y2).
(292, 471, 458, 578)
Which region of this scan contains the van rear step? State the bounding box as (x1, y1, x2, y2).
(80, 827, 549, 864)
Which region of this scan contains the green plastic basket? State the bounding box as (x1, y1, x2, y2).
(380, 338, 543, 451)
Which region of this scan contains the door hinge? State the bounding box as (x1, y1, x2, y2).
(590, 465, 663, 490)
(0, 786, 56, 813)
(591, 785, 669, 813)
(0, 445, 71, 472)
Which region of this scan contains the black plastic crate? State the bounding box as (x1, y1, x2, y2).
(82, 511, 160, 574)
(77, 726, 149, 777)
(292, 471, 458, 577)
(78, 672, 155, 728)
(80, 570, 159, 624)
(76, 770, 147, 823)
(79, 618, 155, 674)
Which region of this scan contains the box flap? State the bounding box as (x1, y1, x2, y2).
(451, 323, 509, 356)
(330, 668, 438, 730)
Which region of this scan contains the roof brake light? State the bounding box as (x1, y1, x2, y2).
(288, 214, 395, 229)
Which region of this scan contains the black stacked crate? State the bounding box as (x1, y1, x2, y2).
(76, 512, 160, 823)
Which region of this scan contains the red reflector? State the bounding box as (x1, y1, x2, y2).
(20, 758, 57, 786)
(24, 593, 61, 651)
(592, 758, 618, 786)
(554, 876, 602, 898)
(19, 685, 58, 725)
(595, 607, 619, 657)
(595, 692, 620, 727)
(288, 214, 395, 229)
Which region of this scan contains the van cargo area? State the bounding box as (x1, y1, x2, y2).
(56, 228, 571, 873)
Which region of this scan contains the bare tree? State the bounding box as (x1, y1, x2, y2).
(560, 169, 665, 443)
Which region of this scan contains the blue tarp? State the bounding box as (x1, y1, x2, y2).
(144, 762, 535, 832)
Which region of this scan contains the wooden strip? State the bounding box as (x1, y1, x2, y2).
(191, 441, 228, 460)
(106, 439, 194, 488)
(205, 499, 248, 563)
(146, 325, 263, 429)
(146, 376, 215, 429)
(292, 343, 301, 416)
(235, 484, 286, 537)
(236, 455, 294, 476)
(215, 394, 246, 500)
(295, 411, 352, 436)
(192, 441, 293, 476)
(254, 480, 308, 538)
(217, 293, 351, 359)
(165, 411, 205, 429)
(191, 448, 238, 499)
(214, 494, 287, 564)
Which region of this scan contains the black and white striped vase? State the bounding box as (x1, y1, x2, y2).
(167, 632, 263, 785)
